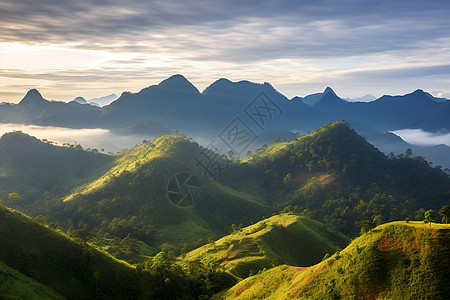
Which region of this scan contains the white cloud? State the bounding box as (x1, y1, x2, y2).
(0, 0, 450, 101)
(0, 123, 153, 153)
(392, 129, 450, 147)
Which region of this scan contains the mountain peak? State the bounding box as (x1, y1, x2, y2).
(324, 87, 336, 95)
(406, 89, 436, 103)
(19, 89, 46, 105)
(158, 74, 200, 94)
(71, 96, 87, 104)
(216, 78, 233, 84)
(302, 87, 339, 106)
(411, 89, 429, 97)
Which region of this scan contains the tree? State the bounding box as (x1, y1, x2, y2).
(424, 209, 437, 228)
(147, 249, 172, 275)
(439, 206, 450, 228)
(405, 148, 413, 158)
(8, 192, 23, 202)
(270, 136, 281, 144)
(71, 229, 92, 244)
(357, 220, 375, 234)
(33, 215, 47, 225)
(373, 215, 383, 226)
(415, 208, 426, 220)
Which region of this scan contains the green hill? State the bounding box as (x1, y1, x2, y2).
(179, 213, 348, 279)
(2, 121, 449, 262)
(1, 121, 450, 298)
(0, 261, 64, 300)
(0, 203, 139, 299)
(224, 121, 450, 235)
(0, 131, 114, 212)
(0, 203, 246, 299)
(222, 221, 450, 299)
(49, 133, 270, 254)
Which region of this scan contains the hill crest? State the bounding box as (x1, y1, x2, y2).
(222, 221, 450, 299)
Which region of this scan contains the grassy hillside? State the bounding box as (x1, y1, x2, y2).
(0, 202, 233, 299)
(222, 221, 450, 299)
(0, 260, 64, 300)
(180, 213, 348, 279)
(0, 131, 114, 212)
(2, 122, 449, 263)
(50, 132, 270, 254)
(225, 121, 450, 235)
(0, 203, 139, 299)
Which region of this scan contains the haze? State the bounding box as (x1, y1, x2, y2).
(393, 129, 450, 147)
(0, 123, 155, 153)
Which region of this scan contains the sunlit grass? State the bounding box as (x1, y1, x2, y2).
(222, 220, 450, 299)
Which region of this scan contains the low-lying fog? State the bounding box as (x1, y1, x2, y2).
(2, 124, 450, 159)
(392, 129, 450, 147)
(0, 123, 157, 153)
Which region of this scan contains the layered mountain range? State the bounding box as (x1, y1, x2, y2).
(1, 75, 449, 168)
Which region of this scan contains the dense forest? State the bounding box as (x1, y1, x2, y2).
(1, 121, 449, 299)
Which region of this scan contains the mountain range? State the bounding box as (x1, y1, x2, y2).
(2, 75, 449, 134)
(1, 75, 449, 169)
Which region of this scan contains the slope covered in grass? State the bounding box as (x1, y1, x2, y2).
(0, 204, 139, 299)
(180, 213, 348, 279)
(0, 131, 114, 211)
(222, 221, 450, 299)
(53, 133, 270, 252)
(0, 202, 239, 299)
(3, 122, 450, 261)
(224, 121, 450, 235)
(0, 261, 64, 300)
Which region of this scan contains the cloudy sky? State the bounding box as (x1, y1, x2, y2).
(1, 0, 450, 102)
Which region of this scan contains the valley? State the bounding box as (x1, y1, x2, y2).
(1, 120, 449, 299)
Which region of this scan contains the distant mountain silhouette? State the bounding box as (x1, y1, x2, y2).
(345, 94, 377, 102)
(1, 75, 449, 167)
(422, 91, 448, 103)
(99, 75, 206, 134)
(299, 87, 337, 106)
(87, 94, 118, 107)
(1, 89, 101, 128)
(4, 78, 449, 134)
(158, 74, 200, 94)
(71, 96, 87, 104)
(19, 89, 47, 105)
(362, 89, 444, 131)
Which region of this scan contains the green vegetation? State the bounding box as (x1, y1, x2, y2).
(180, 213, 348, 279)
(224, 121, 450, 236)
(0, 261, 64, 300)
(0, 203, 236, 299)
(424, 209, 437, 228)
(0, 131, 114, 213)
(0, 203, 139, 299)
(0, 121, 450, 298)
(36, 132, 269, 256)
(2, 122, 450, 261)
(439, 205, 450, 227)
(222, 221, 450, 299)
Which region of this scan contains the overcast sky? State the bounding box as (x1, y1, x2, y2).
(1, 0, 450, 102)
